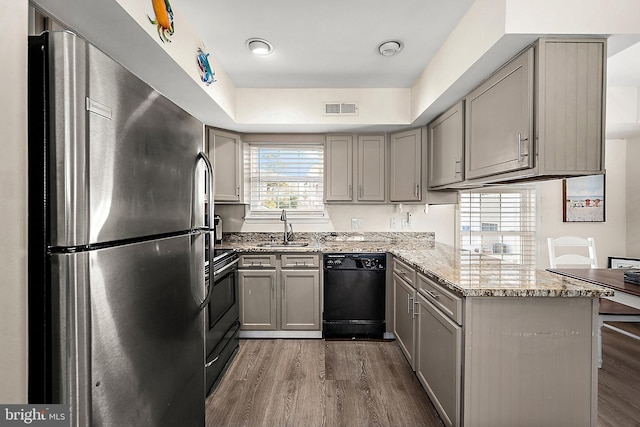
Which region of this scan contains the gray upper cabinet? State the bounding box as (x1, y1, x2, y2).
(536, 39, 605, 174)
(325, 134, 385, 203)
(325, 135, 353, 202)
(207, 127, 243, 203)
(428, 101, 465, 188)
(465, 49, 534, 180)
(357, 135, 386, 202)
(390, 128, 422, 202)
(462, 38, 605, 185)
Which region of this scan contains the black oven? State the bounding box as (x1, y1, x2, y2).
(205, 249, 239, 396)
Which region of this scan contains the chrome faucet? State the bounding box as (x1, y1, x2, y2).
(280, 209, 293, 243)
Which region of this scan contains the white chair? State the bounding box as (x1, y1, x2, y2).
(547, 236, 640, 368)
(547, 236, 598, 268)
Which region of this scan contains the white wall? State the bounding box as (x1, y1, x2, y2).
(536, 139, 628, 269)
(215, 203, 457, 246)
(0, 0, 29, 403)
(627, 137, 640, 257)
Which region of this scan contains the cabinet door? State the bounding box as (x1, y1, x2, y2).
(389, 129, 422, 202)
(281, 269, 320, 330)
(428, 101, 464, 188)
(416, 294, 462, 427)
(208, 128, 242, 202)
(465, 48, 534, 180)
(325, 135, 353, 201)
(393, 273, 417, 369)
(357, 135, 386, 201)
(537, 39, 605, 174)
(238, 270, 276, 330)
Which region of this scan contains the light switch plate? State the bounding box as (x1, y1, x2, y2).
(351, 218, 363, 229)
(390, 218, 400, 229)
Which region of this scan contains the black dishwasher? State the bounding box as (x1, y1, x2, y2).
(323, 253, 386, 339)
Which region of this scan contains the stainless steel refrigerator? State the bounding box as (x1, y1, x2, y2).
(28, 31, 211, 426)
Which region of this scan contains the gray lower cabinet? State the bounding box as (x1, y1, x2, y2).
(239, 269, 277, 330)
(239, 253, 321, 334)
(281, 269, 320, 330)
(393, 258, 417, 369)
(391, 256, 598, 427)
(416, 292, 462, 427)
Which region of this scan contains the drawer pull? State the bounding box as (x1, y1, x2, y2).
(413, 299, 419, 319)
(426, 290, 439, 299)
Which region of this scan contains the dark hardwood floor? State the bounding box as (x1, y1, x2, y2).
(205, 339, 443, 427)
(598, 322, 640, 427)
(206, 325, 640, 427)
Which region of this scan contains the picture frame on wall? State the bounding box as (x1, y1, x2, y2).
(608, 256, 640, 269)
(562, 174, 605, 222)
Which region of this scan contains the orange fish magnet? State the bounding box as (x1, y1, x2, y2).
(148, 0, 174, 43)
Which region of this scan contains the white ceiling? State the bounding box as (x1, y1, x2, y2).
(178, 0, 474, 88)
(31, 0, 640, 137)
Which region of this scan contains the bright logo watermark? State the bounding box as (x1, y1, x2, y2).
(0, 405, 69, 427)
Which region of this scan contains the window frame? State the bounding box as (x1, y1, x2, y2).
(457, 185, 536, 267)
(243, 141, 329, 223)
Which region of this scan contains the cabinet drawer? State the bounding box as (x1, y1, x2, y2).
(417, 273, 463, 325)
(239, 254, 276, 268)
(281, 254, 319, 268)
(393, 257, 416, 287)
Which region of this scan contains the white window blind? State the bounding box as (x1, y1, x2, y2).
(459, 186, 536, 267)
(246, 143, 325, 218)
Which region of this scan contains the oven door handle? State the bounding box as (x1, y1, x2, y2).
(200, 258, 239, 311)
(213, 258, 239, 279)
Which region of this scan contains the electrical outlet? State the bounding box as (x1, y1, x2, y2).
(390, 218, 400, 229)
(351, 218, 363, 229)
(401, 218, 411, 229)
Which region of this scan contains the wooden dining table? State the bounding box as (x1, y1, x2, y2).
(548, 268, 640, 367)
(547, 268, 640, 298)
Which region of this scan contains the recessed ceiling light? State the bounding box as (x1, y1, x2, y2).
(246, 38, 273, 55)
(378, 40, 403, 57)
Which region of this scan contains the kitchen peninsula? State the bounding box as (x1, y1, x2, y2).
(218, 232, 611, 427)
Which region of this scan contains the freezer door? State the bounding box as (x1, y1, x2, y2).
(51, 234, 205, 427)
(47, 32, 204, 247)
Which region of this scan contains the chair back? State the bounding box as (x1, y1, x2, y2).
(547, 236, 598, 268)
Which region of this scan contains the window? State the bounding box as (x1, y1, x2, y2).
(459, 186, 536, 267)
(245, 143, 325, 220)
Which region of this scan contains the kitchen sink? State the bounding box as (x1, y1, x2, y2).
(256, 241, 309, 247)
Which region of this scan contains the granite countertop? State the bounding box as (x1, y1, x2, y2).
(217, 232, 613, 298)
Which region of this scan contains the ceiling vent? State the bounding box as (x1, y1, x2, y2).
(324, 102, 359, 116)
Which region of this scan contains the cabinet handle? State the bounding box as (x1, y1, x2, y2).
(426, 290, 439, 299)
(517, 133, 529, 162)
(413, 299, 419, 319)
(359, 185, 363, 198)
(407, 294, 411, 314)
(271, 277, 275, 294)
(415, 184, 420, 198)
(408, 295, 415, 315)
(454, 159, 461, 175)
(236, 185, 240, 197)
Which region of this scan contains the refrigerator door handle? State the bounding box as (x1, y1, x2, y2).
(193, 152, 214, 231)
(195, 152, 214, 312)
